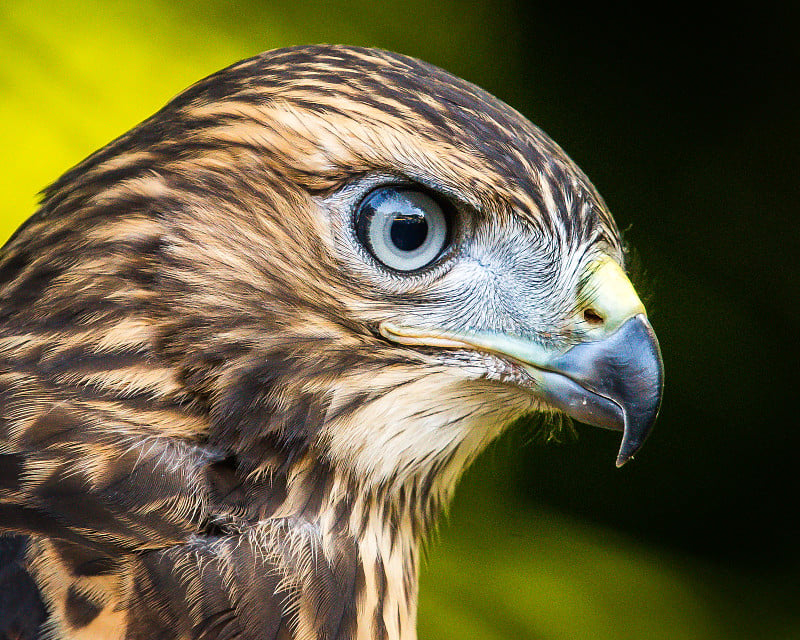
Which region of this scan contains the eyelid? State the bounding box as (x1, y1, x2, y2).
(353, 181, 461, 224)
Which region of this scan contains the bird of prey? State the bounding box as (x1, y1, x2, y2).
(0, 45, 663, 640)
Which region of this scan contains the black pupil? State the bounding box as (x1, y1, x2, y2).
(390, 213, 428, 251)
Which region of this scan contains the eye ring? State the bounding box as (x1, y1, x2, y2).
(354, 186, 452, 272)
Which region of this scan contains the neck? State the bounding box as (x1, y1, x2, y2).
(257, 454, 445, 640)
(202, 369, 526, 640)
(246, 375, 521, 639)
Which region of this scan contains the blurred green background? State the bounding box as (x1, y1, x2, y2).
(1, 1, 797, 638)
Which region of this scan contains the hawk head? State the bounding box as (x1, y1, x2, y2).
(0, 45, 663, 639)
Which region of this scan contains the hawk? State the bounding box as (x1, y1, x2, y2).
(0, 45, 663, 640)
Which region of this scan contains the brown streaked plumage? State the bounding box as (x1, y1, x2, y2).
(0, 45, 663, 640)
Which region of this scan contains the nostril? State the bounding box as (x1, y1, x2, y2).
(583, 308, 604, 326)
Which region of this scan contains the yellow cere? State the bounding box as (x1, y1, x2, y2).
(583, 258, 646, 331)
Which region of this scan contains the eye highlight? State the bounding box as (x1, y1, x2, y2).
(355, 187, 450, 272)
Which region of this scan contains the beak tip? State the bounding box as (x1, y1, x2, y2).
(615, 451, 634, 468)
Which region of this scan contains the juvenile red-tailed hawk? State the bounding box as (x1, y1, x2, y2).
(0, 45, 662, 640)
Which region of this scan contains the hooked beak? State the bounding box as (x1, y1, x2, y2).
(532, 313, 663, 466)
(380, 259, 664, 467)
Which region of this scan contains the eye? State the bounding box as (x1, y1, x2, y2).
(355, 186, 450, 272)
